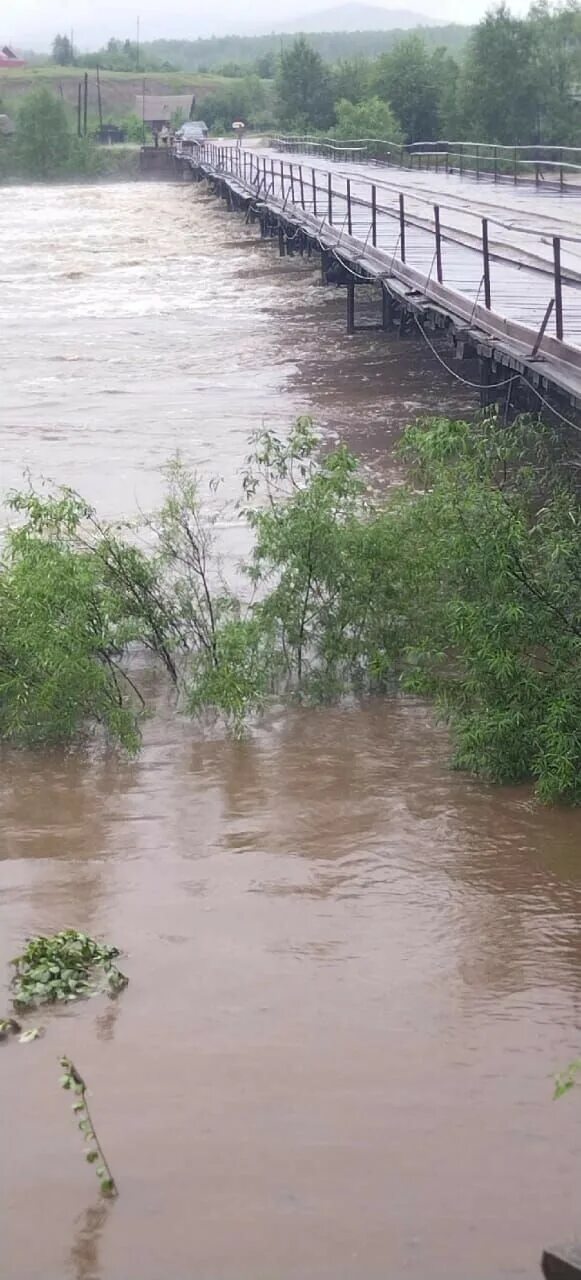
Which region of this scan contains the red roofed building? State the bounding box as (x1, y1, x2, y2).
(0, 46, 26, 68)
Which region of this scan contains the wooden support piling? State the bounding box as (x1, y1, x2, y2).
(346, 283, 356, 334)
(381, 285, 393, 331)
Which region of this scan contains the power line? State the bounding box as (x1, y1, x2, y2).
(413, 314, 514, 390)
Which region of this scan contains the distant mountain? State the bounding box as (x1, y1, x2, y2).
(272, 3, 446, 32)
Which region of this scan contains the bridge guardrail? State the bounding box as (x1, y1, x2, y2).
(269, 134, 581, 190)
(201, 143, 578, 351)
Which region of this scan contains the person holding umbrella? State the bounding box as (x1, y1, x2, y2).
(232, 120, 246, 148)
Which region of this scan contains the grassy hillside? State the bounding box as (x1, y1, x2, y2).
(0, 68, 230, 118)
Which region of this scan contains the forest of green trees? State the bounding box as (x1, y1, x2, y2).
(272, 3, 581, 145)
(189, 3, 581, 146)
(47, 2, 581, 147)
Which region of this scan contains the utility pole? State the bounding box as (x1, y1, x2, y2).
(136, 15, 140, 72)
(96, 64, 103, 131)
(83, 71, 89, 137)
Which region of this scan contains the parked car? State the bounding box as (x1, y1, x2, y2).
(176, 121, 209, 146)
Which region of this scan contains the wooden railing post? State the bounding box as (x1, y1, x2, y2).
(434, 204, 443, 283)
(513, 147, 518, 184)
(371, 184, 377, 247)
(347, 178, 352, 235)
(399, 193, 406, 263)
(299, 164, 305, 209)
(553, 236, 563, 339)
(482, 218, 491, 309)
(312, 167, 317, 215)
(328, 171, 333, 224)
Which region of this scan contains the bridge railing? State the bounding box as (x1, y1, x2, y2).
(269, 134, 581, 190)
(201, 143, 580, 355)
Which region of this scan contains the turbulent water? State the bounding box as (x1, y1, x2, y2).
(2, 181, 581, 1280)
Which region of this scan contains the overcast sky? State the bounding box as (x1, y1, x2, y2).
(7, 0, 528, 50)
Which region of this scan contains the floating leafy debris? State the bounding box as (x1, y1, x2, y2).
(10, 931, 128, 1010)
(60, 1056, 118, 1198)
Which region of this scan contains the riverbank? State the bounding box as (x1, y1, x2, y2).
(0, 143, 142, 184)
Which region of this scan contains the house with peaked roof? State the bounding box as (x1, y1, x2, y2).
(135, 94, 195, 134)
(0, 46, 26, 68)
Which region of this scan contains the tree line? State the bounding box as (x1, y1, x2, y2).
(47, 3, 581, 146)
(139, 25, 471, 72)
(273, 3, 581, 145)
(50, 27, 470, 74)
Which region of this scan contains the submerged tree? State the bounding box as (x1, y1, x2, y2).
(3, 414, 581, 805)
(0, 487, 178, 750)
(396, 415, 581, 802)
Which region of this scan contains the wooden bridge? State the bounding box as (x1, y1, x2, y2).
(172, 138, 581, 1278)
(177, 139, 581, 425)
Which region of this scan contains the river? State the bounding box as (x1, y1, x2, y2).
(2, 181, 581, 1280)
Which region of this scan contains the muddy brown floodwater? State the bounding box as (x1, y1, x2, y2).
(2, 182, 581, 1280)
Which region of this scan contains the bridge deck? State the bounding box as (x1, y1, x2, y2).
(194, 143, 581, 408)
